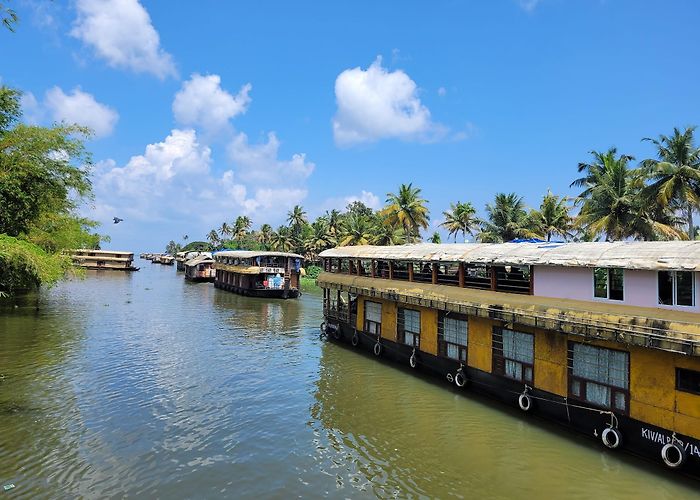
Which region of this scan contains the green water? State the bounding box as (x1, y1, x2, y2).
(0, 263, 698, 498)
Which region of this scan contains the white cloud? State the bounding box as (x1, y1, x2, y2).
(321, 190, 381, 212)
(227, 131, 314, 184)
(70, 0, 176, 79)
(173, 74, 252, 132)
(437, 86, 447, 97)
(20, 91, 42, 124)
(44, 87, 118, 137)
(92, 128, 309, 233)
(332, 57, 447, 146)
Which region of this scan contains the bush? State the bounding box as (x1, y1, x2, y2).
(305, 265, 322, 279)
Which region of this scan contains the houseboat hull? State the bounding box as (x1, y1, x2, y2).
(214, 281, 300, 299)
(322, 318, 700, 480)
(186, 275, 215, 283)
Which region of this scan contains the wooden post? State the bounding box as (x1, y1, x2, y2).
(432, 263, 438, 285)
(356, 259, 361, 276)
(389, 261, 394, 280)
(458, 263, 465, 288)
(490, 266, 497, 291)
(371, 260, 376, 278)
(529, 266, 534, 295)
(408, 263, 414, 282)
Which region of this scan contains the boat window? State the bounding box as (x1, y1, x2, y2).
(658, 271, 695, 306)
(329, 259, 339, 273)
(358, 260, 372, 276)
(438, 313, 468, 362)
(593, 268, 624, 301)
(676, 368, 700, 395)
(340, 259, 350, 273)
(412, 262, 433, 283)
(436, 263, 460, 286)
(374, 260, 388, 279)
(392, 261, 409, 281)
(464, 264, 492, 289)
(568, 343, 629, 413)
(349, 260, 357, 275)
(364, 301, 382, 336)
(492, 327, 534, 383)
(398, 308, 421, 348)
(494, 265, 531, 294)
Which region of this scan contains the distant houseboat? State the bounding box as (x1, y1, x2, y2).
(71, 249, 139, 271)
(184, 253, 215, 282)
(176, 251, 208, 271)
(318, 242, 700, 478)
(213, 251, 303, 298)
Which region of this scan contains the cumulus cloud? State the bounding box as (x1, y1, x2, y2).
(70, 0, 176, 79)
(227, 131, 315, 184)
(332, 57, 447, 146)
(44, 87, 119, 137)
(173, 74, 252, 132)
(92, 128, 309, 231)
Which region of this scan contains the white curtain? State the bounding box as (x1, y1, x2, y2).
(502, 329, 533, 364)
(572, 344, 629, 390)
(365, 301, 382, 323)
(444, 318, 468, 346)
(402, 309, 421, 333)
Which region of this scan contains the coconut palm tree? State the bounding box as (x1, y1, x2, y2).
(371, 218, 406, 246)
(232, 216, 251, 241)
(641, 126, 700, 239)
(529, 190, 574, 241)
(218, 222, 231, 240)
(440, 201, 479, 242)
(287, 205, 307, 233)
(428, 231, 442, 243)
(571, 148, 636, 200)
(270, 226, 294, 252)
(382, 183, 430, 243)
(206, 229, 220, 247)
(257, 224, 273, 249)
(325, 209, 342, 237)
(576, 151, 684, 240)
(478, 193, 538, 243)
(305, 220, 336, 260)
(339, 214, 372, 246)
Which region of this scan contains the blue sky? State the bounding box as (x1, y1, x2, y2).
(2, 0, 700, 250)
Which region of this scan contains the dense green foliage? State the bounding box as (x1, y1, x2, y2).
(0, 85, 105, 296)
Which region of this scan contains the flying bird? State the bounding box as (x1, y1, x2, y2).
(113, 217, 124, 224)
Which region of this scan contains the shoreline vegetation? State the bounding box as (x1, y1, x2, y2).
(165, 127, 700, 276)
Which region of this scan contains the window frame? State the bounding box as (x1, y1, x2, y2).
(593, 267, 624, 301)
(676, 368, 700, 395)
(398, 308, 421, 348)
(567, 342, 630, 415)
(438, 312, 468, 362)
(364, 300, 382, 337)
(492, 327, 534, 384)
(658, 270, 696, 307)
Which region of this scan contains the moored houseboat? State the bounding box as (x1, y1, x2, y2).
(160, 255, 175, 265)
(71, 249, 139, 271)
(184, 253, 215, 282)
(318, 242, 700, 478)
(213, 251, 303, 298)
(176, 251, 208, 271)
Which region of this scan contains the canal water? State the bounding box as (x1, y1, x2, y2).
(0, 263, 698, 499)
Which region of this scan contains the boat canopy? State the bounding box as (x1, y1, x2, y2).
(319, 241, 700, 271)
(214, 250, 304, 260)
(185, 255, 214, 267)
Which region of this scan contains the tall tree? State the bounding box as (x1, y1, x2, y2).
(233, 216, 252, 241)
(371, 218, 406, 246)
(305, 219, 335, 260)
(529, 190, 574, 241)
(575, 149, 684, 240)
(257, 223, 273, 248)
(339, 214, 372, 246)
(1, 2, 18, 32)
(382, 183, 430, 243)
(287, 205, 307, 234)
(428, 231, 442, 243)
(218, 222, 231, 239)
(440, 201, 479, 242)
(207, 230, 220, 247)
(641, 127, 700, 239)
(478, 193, 537, 243)
(325, 209, 342, 237)
(270, 226, 294, 252)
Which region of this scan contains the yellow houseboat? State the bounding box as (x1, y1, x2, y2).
(213, 251, 303, 299)
(71, 249, 139, 271)
(318, 242, 700, 477)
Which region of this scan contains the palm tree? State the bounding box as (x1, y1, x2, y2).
(371, 218, 406, 246)
(529, 190, 574, 241)
(576, 150, 684, 240)
(440, 201, 479, 242)
(339, 214, 372, 246)
(428, 231, 441, 243)
(270, 226, 294, 252)
(305, 220, 336, 260)
(206, 229, 220, 247)
(641, 127, 700, 239)
(287, 205, 307, 233)
(218, 222, 231, 239)
(325, 209, 342, 237)
(382, 183, 430, 243)
(478, 193, 537, 243)
(257, 224, 273, 249)
(571, 148, 635, 200)
(232, 216, 252, 241)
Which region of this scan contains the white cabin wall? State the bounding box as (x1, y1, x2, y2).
(533, 265, 700, 313)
